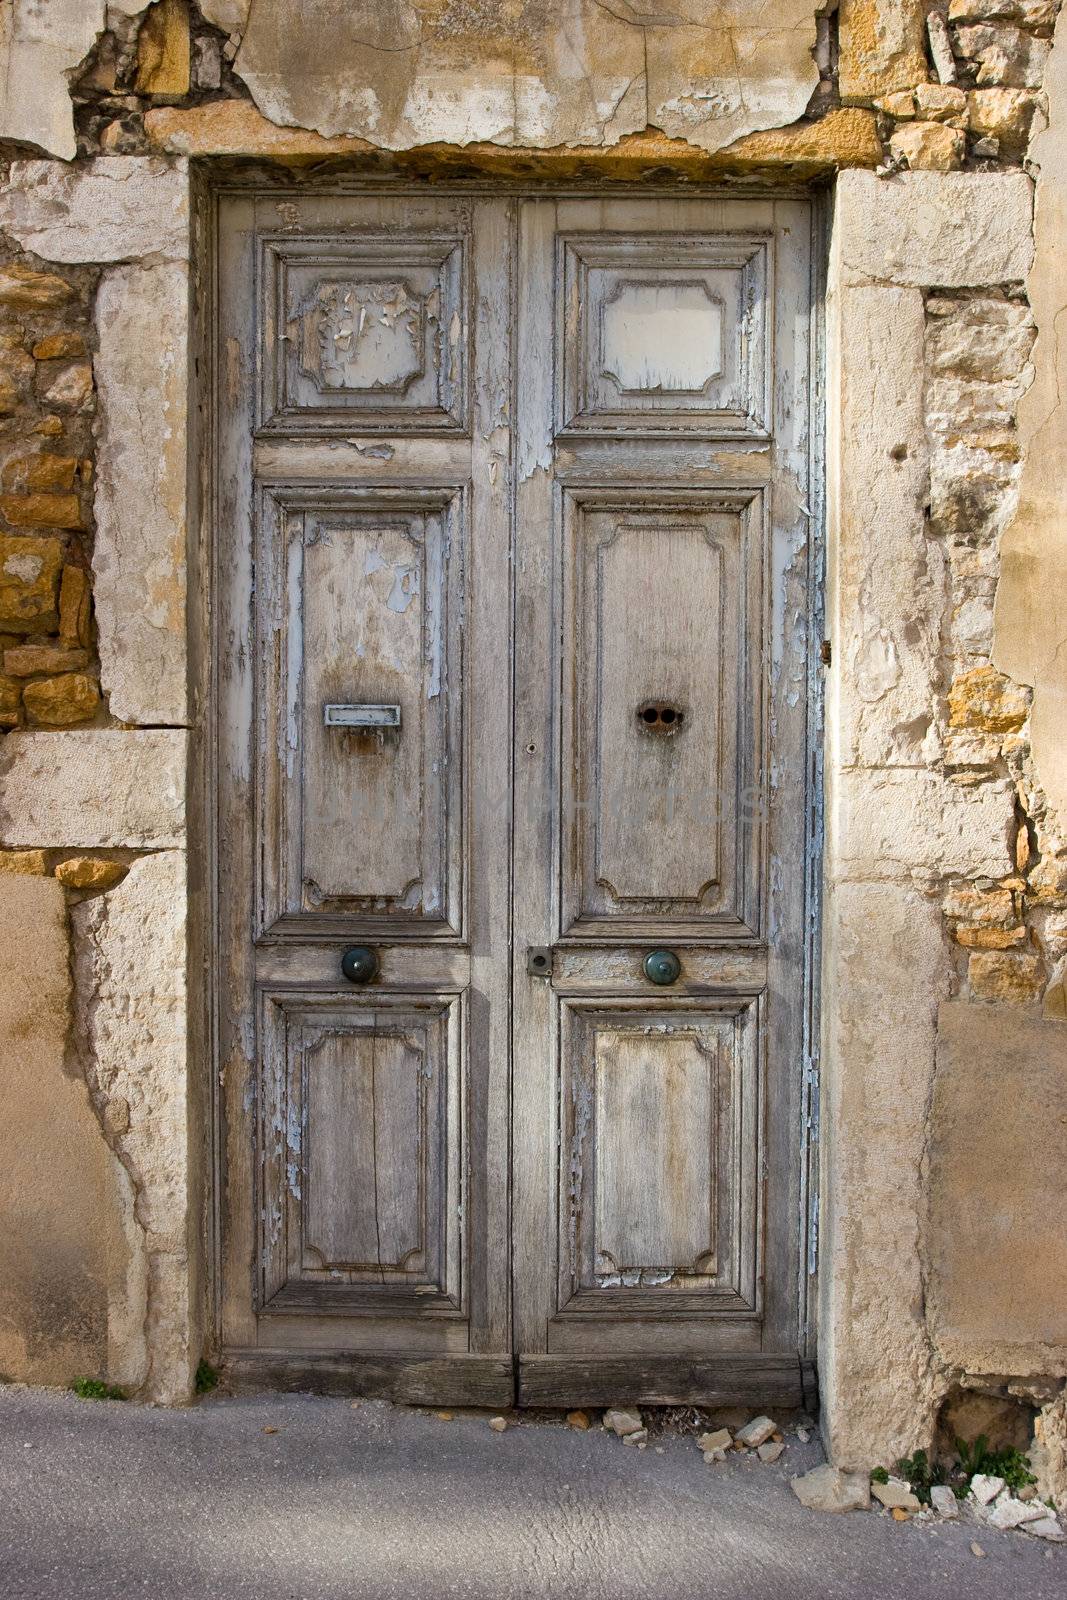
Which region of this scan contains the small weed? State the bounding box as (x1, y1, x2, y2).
(954, 1435, 1036, 1494)
(195, 1359, 220, 1395)
(870, 1466, 889, 1485)
(70, 1376, 126, 1402)
(893, 1448, 945, 1506)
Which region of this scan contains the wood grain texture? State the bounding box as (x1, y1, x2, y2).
(517, 1354, 804, 1408)
(225, 1351, 514, 1404)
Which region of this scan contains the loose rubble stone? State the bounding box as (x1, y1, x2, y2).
(703, 1448, 728, 1464)
(971, 1542, 986, 1557)
(791, 1465, 871, 1514)
(622, 1428, 649, 1446)
(890, 122, 966, 170)
(698, 1429, 733, 1453)
(968, 950, 1044, 1003)
(955, 25, 1050, 87)
(955, 925, 1027, 949)
(39, 362, 93, 413)
(1, 455, 80, 494)
(4, 644, 88, 676)
(970, 1473, 1007, 1505)
(928, 11, 958, 83)
(0, 265, 74, 311)
(943, 885, 1016, 926)
(986, 1494, 1048, 1528)
(135, 0, 191, 98)
(1024, 1517, 1067, 1541)
(0, 492, 82, 530)
(913, 84, 968, 122)
(0, 849, 48, 874)
(931, 1485, 960, 1518)
(566, 1410, 590, 1430)
(488, 1416, 508, 1433)
(968, 87, 1041, 151)
(927, 299, 1035, 381)
(30, 333, 85, 362)
(736, 1416, 778, 1449)
(23, 672, 100, 727)
(758, 1441, 786, 1464)
(949, 665, 1030, 732)
(950, 1, 1056, 20)
(53, 857, 126, 891)
(604, 1409, 644, 1438)
(872, 1476, 923, 1510)
(0, 340, 34, 416)
(839, 0, 929, 101)
(0, 534, 64, 633)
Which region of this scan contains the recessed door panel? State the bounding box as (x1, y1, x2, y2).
(255, 487, 464, 937)
(557, 999, 761, 1322)
(259, 991, 463, 1314)
(563, 491, 764, 937)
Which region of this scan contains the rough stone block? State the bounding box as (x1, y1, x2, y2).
(828, 283, 937, 768)
(72, 853, 193, 1402)
(0, 265, 74, 310)
(4, 643, 89, 676)
(38, 361, 93, 414)
(0, 533, 64, 634)
(967, 948, 1045, 1002)
(1, 455, 80, 494)
(834, 172, 1035, 287)
(890, 121, 966, 169)
(23, 672, 100, 727)
(838, 0, 931, 102)
(929, 1001, 1067, 1371)
(0, 873, 127, 1386)
(0, 729, 186, 848)
(833, 770, 1013, 880)
(135, 0, 191, 99)
(31, 333, 85, 362)
(948, 664, 1030, 731)
(0, 492, 82, 530)
(54, 856, 126, 891)
(926, 297, 1035, 380)
(956, 24, 1051, 87)
(0, 158, 189, 266)
(819, 885, 946, 1469)
(94, 262, 188, 726)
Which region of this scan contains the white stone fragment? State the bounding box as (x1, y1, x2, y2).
(791, 1465, 871, 1514)
(94, 261, 189, 725)
(930, 1485, 960, 1518)
(736, 1416, 778, 1449)
(758, 1441, 786, 1464)
(835, 173, 1035, 288)
(0, 158, 189, 265)
(703, 1448, 728, 1463)
(872, 1476, 923, 1511)
(1023, 1516, 1067, 1541)
(604, 1409, 644, 1438)
(488, 1416, 508, 1433)
(0, 730, 186, 848)
(621, 1428, 648, 1446)
(970, 1473, 1007, 1506)
(986, 1495, 1048, 1529)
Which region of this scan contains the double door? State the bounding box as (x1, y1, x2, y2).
(215, 188, 817, 1406)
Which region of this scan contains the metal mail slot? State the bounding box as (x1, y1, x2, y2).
(323, 703, 402, 729)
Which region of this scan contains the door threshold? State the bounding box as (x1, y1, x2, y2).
(517, 1353, 811, 1409)
(222, 1350, 515, 1407)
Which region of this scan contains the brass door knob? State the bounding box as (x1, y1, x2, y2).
(643, 949, 681, 985)
(341, 945, 380, 984)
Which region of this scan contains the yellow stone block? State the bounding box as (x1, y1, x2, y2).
(54, 857, 127, 892)
(135, 0, 191, 100)
(0, 849, 49, 875)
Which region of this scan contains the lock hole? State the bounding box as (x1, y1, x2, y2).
(637, 700, 686, 734)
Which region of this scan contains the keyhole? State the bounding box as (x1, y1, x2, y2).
(637, 701, 686, 734)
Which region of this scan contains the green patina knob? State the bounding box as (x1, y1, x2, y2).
(341, 945, 380, 985)
(643, 948, 681, 986)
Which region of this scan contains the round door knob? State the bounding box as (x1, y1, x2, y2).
(341, 945, 380, 984)
(643, 948, 681, 986)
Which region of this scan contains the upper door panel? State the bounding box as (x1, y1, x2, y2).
(558, 231, 770, 438)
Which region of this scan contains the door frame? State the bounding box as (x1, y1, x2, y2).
(191, 170, 827, 1402)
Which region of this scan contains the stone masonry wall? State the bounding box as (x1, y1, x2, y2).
(0, 0, 1061, 1473)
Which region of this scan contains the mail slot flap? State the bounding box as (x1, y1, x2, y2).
(323, 703, 402, 729)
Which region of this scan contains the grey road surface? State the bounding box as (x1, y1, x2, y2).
(0, 1386, 1063, 1599)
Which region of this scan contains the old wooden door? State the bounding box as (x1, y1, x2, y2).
(214, 188, 817, 1408)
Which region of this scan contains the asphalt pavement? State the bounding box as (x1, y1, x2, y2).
(0, 1385, 1063, 1599)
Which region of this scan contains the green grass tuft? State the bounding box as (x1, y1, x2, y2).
(194, 1358, 220, 1395)
(70, 1376, 126, 1401)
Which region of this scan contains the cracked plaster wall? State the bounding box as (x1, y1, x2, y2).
(0, 0, 1062, 1471)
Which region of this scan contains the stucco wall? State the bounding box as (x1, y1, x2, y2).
(0, 0, 1061, 1485)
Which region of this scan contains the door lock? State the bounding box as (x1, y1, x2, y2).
(643, 948, 681, 986)
(341, 945, 380, 984)
(526, 946, 552, 978)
